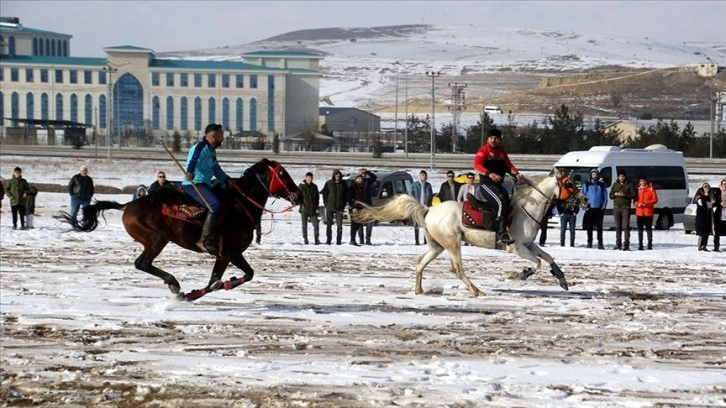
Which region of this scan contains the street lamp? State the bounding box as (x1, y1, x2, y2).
(425, 70, 440, 170)
(102, 64, 117, 159)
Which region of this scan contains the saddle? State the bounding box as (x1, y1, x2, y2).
(158, 186, 221, 226)
(461, 193, 502, 232)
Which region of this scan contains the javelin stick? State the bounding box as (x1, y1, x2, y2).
(161, 141, 213, 213)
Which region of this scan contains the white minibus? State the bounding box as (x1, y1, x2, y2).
(550, 144, 689, 230)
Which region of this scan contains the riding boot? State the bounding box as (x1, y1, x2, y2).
(414, 229, 420, 245)
(197, 213, 217, 255)
(497, 219, 514, 244)
(713, 236, 720, 252)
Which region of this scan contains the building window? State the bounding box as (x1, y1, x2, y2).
(10, 68, 19, 82)
(151, 72, 159, 86)
(56, 40, 62, 56)
(55, 69, 63, 83)
(56, 93, 64, 120)
(39, 38, 44, 55)
(194, 97, 202, 131)
(0, 67, 3, 81)
(166, 96, 174, 130)
(208, 97, 216, 124)
(236, 74, 244, 88)
(267, 75, 275, 132)
(41, 93, 49, 120)
(166, 73, 174, 87)
(250, 75, 258, 89)
(11, 92, 19, 126)
(63, 40, 68, 57)
(99, 94, 106, 128)
(70, 94, 78, 122)
(84, 70, 92, 84)
(236, 98, 243, 131)
(41, 69, 48, 83)
(85, 94, 92, 125)
(113, 73, 145, 136)
(222, 74, 230, 88)
(70, 70, 78, 84)
(249, 98, 257, 130)
(32, 38, 38, 55)
(152, 96, 160, 130)
(207, 74, 216, 88)
(180, 73, 188, 87)
(26, 69, 34, 83)
(51, 39, 56, 56)
(180, 96, 188, 130)
(45, 39, 50, 56)
(99, 71, 107, 85)
(194, 73, 202, 87)
(0, 92, 3, 122)
(26, 92, 34, 120)
(222, 98, 230, 130)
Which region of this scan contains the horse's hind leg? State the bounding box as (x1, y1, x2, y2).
(133, 242, 181, 293)
(414, 244, 444, 295)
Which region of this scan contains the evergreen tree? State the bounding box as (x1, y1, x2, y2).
(172, 130, 182, 153)
(272, 133, 280, 154)
(405, 114, 432, 153)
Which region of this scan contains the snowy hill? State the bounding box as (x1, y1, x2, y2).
(160, 24, 725, 119)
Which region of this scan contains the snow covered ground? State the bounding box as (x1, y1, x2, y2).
(1, 156, 725, 407)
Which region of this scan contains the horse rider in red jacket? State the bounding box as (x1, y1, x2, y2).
(473, 128, 523, 244)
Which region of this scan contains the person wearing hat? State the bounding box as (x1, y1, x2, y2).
(68, 165, 95, 222)
(473, 128, 523, 244)
(582, 168, 608, 249)
(609, 169, 636, 250)
(183, 123, 232, 255)
(6, 167, 30, 230)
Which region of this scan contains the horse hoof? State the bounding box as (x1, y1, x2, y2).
(169, 284, 181, 294)
(558, 278, 569, 291)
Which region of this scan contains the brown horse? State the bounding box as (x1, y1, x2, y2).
(56, 158, 302, 301)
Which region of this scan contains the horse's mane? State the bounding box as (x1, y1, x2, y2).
(511, 175, 550, 209)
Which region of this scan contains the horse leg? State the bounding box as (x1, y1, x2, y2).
(133, 242, 181, 294)
(442, 240, 484, 297)
(526, 243, 568, 290)
(181, 258, 232, 302)
(413, 243, 444, 295)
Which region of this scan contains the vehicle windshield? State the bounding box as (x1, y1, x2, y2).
(552, 166, 597, 186)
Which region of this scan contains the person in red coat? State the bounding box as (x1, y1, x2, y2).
(633, 175, 659, 250)
(473, 128, 522, 244)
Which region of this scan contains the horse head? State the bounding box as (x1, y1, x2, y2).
(554, 168, 588, 208)
(241, 159, 303, 205)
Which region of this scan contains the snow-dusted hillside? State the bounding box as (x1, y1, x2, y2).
(161, 24, 725, 115)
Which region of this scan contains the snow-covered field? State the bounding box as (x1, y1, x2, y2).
(1, 156, 725, 407)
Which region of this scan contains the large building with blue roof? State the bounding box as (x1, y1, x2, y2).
(0, 17, 322, 145)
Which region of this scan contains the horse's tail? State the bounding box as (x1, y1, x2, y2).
(354, 195, 429, 227)
(55, 201, 127, 232)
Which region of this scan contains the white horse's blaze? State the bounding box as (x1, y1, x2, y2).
(354, 174, 588, 296)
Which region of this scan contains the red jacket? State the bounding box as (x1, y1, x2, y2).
(634, 184, 658, 217)
(473, 144, 519, 179)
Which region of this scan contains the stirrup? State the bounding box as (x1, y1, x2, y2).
(498, 231, 514, 244)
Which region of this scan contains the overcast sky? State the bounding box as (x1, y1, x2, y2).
(3, 1, 724, 56)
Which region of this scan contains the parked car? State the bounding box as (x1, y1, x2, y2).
(683, 194, 698, 234)
(319, 171, 414, 225)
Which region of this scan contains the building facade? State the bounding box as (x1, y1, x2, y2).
(0, 18, 321, 145)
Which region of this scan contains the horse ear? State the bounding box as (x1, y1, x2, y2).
(553, 167, 561, 179)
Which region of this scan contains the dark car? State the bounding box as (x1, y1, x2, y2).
(320, 171, 414, 224)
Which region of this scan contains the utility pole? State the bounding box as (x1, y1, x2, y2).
(425, 70, 440, 170)
(102, 63, 117, 160)
(448, 82, 467, 153)
(404, 75, 409, 159)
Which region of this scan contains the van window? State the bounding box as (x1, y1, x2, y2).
(393, 179, 408, 195)
(615, 166, 686, 189)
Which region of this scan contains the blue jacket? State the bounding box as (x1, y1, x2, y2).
(183, 138, 230, 187)
(582, 177, 608, 210)
(410, 181, 434, 206)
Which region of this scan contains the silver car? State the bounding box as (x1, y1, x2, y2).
(683, 194, 697, 234)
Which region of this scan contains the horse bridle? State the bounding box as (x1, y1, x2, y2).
(520, 175, 581, 227)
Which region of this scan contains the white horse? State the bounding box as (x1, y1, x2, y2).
(353, 172, 587, 296)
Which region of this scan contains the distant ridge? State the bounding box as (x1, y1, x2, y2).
(257, 24, 429, 43)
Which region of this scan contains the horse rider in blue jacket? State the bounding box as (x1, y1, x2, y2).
(581, 168, 608, 249)
(183, 123, 232, 255)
